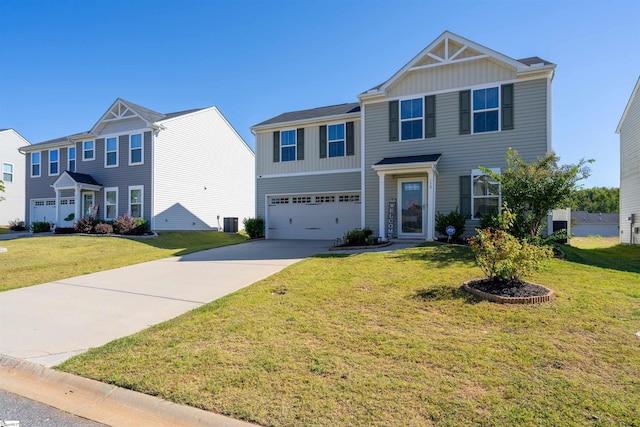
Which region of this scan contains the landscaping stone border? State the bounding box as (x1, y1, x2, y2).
(462, 279, 556, 304)
(329, 241, 393, 251)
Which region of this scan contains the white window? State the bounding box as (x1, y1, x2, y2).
(104, 187, 118, 220)
(83, 140, 95, 161)
(2, 163, 13, 182)
(400, 98, 423, 140)
(328, 124, 345, 157)
(339, 194, 360, 202)
(128, 186, 143, 218)
(473, 87, 499, 133)
(68, 146, 76, 172)
(315, 195, 335, 203)
(34, 200, 45, 206)
(270, 197, 289, 205)
(292, 196, 311, 204)
(129, 134, 143, 165)
(280, 130, 296, 162)
(49, 149, 59, 176)
(105, 137, 118, 167)
(31, 152, 41, 177)
(471, 168, 501, 219)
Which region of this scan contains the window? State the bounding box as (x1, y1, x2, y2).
(129, 134, 143, 165)
(129, 186, 143, 218)
(104, 188, 118, 220)
(2, 163, 13, 182)
(68, 146, 76, 172)
(292, 196, 311, 204)
(105, 137, 118, 167)
(49, 149, 59, 175)
(328, 124, 345, 157)
(280, 130, 296, 162)
(400, 98, 423, 140)
(83, 140, 95, 160)
(270, 197, 289, 205)
(473, 87, 499, 133)
(339, 194, 360, 202)
(31, 152, 41, 177)
(315, 195, 335, 203)
(471, 169, 501, 219)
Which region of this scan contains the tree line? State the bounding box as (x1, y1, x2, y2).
(567, 187, 619, 213)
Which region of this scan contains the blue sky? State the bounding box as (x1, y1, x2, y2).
(1, 0, 638, 188)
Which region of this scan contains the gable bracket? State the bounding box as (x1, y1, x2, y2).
(409, 54, 489, 72)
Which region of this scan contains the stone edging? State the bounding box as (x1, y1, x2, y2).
(329, 241, 393, 251)
(462, 279, 556, 304)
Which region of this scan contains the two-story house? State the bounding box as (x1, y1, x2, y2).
(616, 76, 640, 245)
(0, 129, 29, 225)
(20, 98, 255, 231)
(252, 31, 555, 240)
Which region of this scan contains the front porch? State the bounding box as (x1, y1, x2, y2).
(51, 171, 102, 227)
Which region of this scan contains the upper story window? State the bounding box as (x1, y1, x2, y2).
(471, 169, 501, 219)
(31, 152, 41, 177)
(68, 146, 76, 172)
(129, 134, 143, 165)
(473, 87, 499, 133)
(280, 130, 297, 162)
(400, 98, 423, 140)
(83, 140, 95, 161)
(2, 163, 13, 182)
(105, 137, 118, 167)
(328, 124, 345, 157)
(49, 149, 59, 176)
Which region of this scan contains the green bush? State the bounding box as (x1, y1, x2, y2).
(30, 221, 51, 233)
(435, 209, 466, 240)
(343, 228, 373, 246)
(243, 217, 265, 239)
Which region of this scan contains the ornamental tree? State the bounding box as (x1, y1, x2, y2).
(481, 148, 592, 240)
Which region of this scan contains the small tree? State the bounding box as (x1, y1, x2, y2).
(0, 179, 4, 202)
(481, 148, 592, 240)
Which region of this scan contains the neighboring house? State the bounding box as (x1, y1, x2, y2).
(252, 31, 555, 240)
(0, 129, 29, 225)
(616, 76, 640, 245)
(571, 211, 619, 237)
(19, 99, 254, 231)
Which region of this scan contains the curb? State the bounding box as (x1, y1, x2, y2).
(0, 354, 256, 427)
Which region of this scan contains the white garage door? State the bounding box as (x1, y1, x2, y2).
(267, 193, 360, 240)
(30, 198, 75, 225)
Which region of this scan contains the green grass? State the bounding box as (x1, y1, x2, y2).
(58, 243, 640, 426)
(560, 237, 640, 274)
(0, 225, 9, 234)
(0, 232, 247, 292)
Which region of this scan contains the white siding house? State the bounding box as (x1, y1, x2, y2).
(0, 129, 29, 225)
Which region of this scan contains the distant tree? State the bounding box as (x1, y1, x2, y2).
(481, 148, 593, 240)
(568, 187, 619, 213)
(0, 179, 4, 202)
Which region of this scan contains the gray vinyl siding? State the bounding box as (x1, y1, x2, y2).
(256, 171, 361, 219)
(364, 78, 549, 236)
(619, 86, 640, 244)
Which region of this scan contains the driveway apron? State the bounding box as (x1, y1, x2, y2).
(0, 239, 331, 367)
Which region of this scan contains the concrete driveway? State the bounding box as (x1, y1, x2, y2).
(0, 239, 332, 367)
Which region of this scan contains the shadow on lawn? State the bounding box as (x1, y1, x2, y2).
(391, 243, 476, 268)
(559, 244, 640, 274)
(413, 285, 480, 304)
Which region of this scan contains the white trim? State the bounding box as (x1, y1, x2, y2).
(547, 74, 553, 151)
(378, 173, 386, 240)
(399, 97, 425, 141)
(30, 151, 41, 178)
(397, 177, 427, 239)
(471, 168, 501, 220)
(409, 54, 490, 72)
(616, 76, 640, 134)
(279, 128, 298, 162)
(81, 191, 96, 218)
(326, 122, 346, 158)
(104, 136, 119, 168)
(2, 162, 14, 183)
(470, 86, 501, 135)
(82, 140, 95, 161)
(360, 103, 366, 229)
(128, 185, 144, 219)
(48, 148, 60, 176)
(89, 99, 154, 135)
(257, 168, 361, 179)
(251, 112, 360, 132)
(129, 133, 144, 166)
(104, 187, 119, 221)
(67, 146, 76, 172)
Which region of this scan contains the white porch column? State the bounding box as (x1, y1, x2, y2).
(378, 172, 386, 241)
(54, 190, 60, 227)
(427, 169, 437, 241)
(74, 184, 81, 221)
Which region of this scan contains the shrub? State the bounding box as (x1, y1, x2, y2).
(74, 217, 96, 234)
(435, 209, 466, 240)
(94, 223, 114, 234)
(112, 214, 137, 235)
(243, 217, 265, 239)
(30, 221, 51, 233)
(132, 218, 149, 235)
(343, 228, 373, 246)
(8, 219, 27, 231)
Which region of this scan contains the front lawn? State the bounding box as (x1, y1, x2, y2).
(0, 232, 247, 292)
(58, 243, 640, 426)
(0, 225, 9, 234)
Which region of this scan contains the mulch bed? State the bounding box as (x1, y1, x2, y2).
(463, 278, 555, 304)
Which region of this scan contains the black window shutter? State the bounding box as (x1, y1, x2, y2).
(389, 100, 399, 141)
(273, 131, 280, 162)
(501, 84, 514, 130)
(319, 125, 327, 158)
(296, 128, 304, 161)
(346, 121, 355, 156)
(459, 175, 471, 218)
(425, 95, 436, 138)
(459, 90, 471, 135)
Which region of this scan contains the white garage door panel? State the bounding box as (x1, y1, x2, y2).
(268, 194, 360, 240)
(30, 200, 56, 223)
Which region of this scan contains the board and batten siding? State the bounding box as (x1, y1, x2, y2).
(256, 171, 361, 220)
(153, 107, 255, 231)
(255, 118, 361, 177)
(0, 130, 27, 224)
(619, 84, 640, 244)
(99, 117, 148, 135)
(364, 78, 549, 236)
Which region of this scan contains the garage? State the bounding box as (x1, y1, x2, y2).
(30, 198, 75, 226)
(267, 193, 360, 240)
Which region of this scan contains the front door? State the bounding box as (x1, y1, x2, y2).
(82, 192, 95, 218)
(398, 178, 426, 238)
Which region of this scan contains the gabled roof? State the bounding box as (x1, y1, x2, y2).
(252, 102, 361, 128)
(66, 171, 101, 186)
(361, 31, 555, 98)
(374, 154, 442, 166)
(571, 211, 619, 225)
(616, 76, 640, 134)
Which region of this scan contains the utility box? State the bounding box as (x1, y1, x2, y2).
(224, 217, 238, 233)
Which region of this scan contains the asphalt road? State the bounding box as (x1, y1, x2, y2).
(0, 389, 105, 427)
